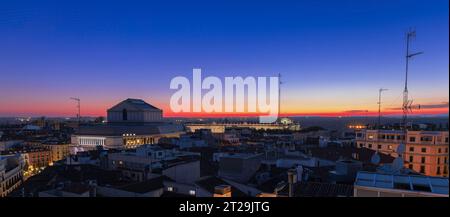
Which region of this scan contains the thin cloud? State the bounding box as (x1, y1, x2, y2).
(343, 109, 369, 113)
(388, 102, 449, 110)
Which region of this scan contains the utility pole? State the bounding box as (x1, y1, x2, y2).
(278, 73, 282, 122)
(377, 88, 388, 129)
(70, 97, 81, 131)
(69, 97, 81, 166)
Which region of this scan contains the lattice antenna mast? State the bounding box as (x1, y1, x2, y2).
(402, 29, 423, 129)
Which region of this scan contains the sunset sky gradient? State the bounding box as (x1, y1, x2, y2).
(0, 0, 448, 118)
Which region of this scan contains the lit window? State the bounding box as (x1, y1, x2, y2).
(189, 190, 196, 196)
(388, 145, 393, 150)
(167, 187, 173, 192)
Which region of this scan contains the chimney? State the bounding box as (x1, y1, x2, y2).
(213, 185, 232, 197)
(287, 169, 297, 197)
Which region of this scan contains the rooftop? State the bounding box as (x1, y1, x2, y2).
(195, 176, 247, 197)
(108, 98, 161, 112)
(355, 171, 449, 195)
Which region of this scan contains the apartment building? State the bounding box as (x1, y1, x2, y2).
(355, 129, 449, 177)
(42, 143, 71, 162)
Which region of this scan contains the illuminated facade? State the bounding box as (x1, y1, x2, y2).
(72, 99, 183, 150)
(185, 118, 301, 133)
(42, 143, 71, 162)
(0, 154, 25, 197)
(355, 129, 449, 177)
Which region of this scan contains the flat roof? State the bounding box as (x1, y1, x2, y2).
(355, 171, 449, 195)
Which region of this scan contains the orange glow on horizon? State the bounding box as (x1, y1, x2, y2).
(1, 100, 447, 118)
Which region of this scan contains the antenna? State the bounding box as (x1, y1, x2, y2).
(277, 73, 283, 122)
(70, 97, 81, 131)
(402, 29, 423, 129)
(377, 88, 389, 129)
(389, 29, 423, 174)
(371, 152, 381, 165)
(392, 156, 404, 172)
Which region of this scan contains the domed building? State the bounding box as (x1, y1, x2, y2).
(71, 99, 183, 151)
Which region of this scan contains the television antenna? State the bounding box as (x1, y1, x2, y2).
(402, 29, 423, 128)
(377, 88, 389, 128)
(70, 97, 81, 130)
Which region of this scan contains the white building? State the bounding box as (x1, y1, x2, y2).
(71, 99, 183, 151)
(1, 154, 25, 197)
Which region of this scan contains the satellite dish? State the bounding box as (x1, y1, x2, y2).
(392, 157, 404, 171)
(371, 152, 381, 165)
(396, 143, 406, 154)
(274, 181, 287, 193)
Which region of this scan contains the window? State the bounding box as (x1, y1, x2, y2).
(421, 136, 432, 142)
(122, 109, 128, 121)
(388, 145, 393, 150)
(438, 148, 442, 153)
(167, 186, 174, 192)
(409, 156, 414, 162)
(368, 144, 372, 148)
(378, 145, 382, 149)
(409, 164, 413, 169)
(421, 157, 426, 164)
(438, 158, 441, 164)
(437, 167, 441, 175)
(420, 166, 425, 173)
(409, 147, 414, 152)
(409, 137, 416, 142)
(189, 190, 196, 196)
(421, 148, 427, 153)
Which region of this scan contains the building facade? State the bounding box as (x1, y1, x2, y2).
(71, 99, 183, 150)
(42, 143, 71, 162)
(356, 130, 449, 177)
(0, 155, 25, 197)
(185, 118, 301, 134)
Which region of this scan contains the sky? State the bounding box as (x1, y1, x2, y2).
(0, 0, 448, 117)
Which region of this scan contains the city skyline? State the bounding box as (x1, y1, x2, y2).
(0, 0, 448, 117)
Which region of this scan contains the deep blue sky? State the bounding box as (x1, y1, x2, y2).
(0, 0, 448, 116)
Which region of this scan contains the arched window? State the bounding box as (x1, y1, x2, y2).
(122, 109, 128, 121)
